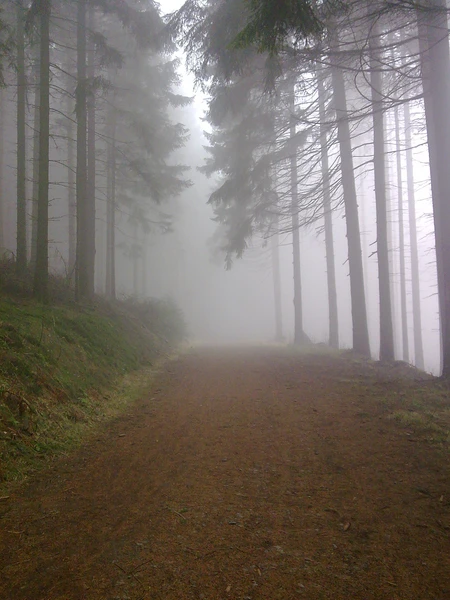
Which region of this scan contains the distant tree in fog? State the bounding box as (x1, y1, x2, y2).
(170, 0, 443, 369)
(316, 63, 338, 349)
(327, 20, 371, 357)
(415, 0, 450, 377)
(103, 26, 191, 298)
(236, 0, 447, 371)
(403, 85, 424, 369)
(32, 0, 51, 302)
(0, 0, 191, 306)
(171, 0, 343, 350)
(15, 0, 26, 276)
(366, 3, 394, 360)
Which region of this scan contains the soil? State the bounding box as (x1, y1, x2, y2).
(0, 346, 449, 600)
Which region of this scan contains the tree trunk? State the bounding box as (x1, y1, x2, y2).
(359, 186, 371, 324)
(33, 0, 51, 303)
(417, 1, 450, 376)
(0, 87, 4, 252)
(368, 15, 394, 361)
(66, 70, 76, 281)
(133, 221, 139, 296)
(141, 231, 147, 298)
(75, 0, 89, 300)
(384, 122, 398, 358)
(290, 101, 307, 345)
(404, 97, 424, 370)
(30, 49, 40, 268)
(329, 31, 371, 357)
(86, 6, 96, 296)
(16, 0, 27, 275)
(317, 65, 339, 349)
(270, 223, 283, 342)
(105, 102, 116, 300)
(394, 102, 409, 363)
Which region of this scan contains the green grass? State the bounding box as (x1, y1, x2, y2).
(287, 344, 450, 448)
(386, 385, 450, 444)
(328, 352, 450, 447)
(0, 292, 186, 490)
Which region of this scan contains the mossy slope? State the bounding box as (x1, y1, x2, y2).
(0, 295, 185, 486)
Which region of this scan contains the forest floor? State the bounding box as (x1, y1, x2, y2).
(1, 345, 450, 600)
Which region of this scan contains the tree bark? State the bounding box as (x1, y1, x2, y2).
(141, 231, 147, 298)
(368, 14, 394, 361)
(105, 102, 116, 300)
(290, 98, 308, 345)
(394, 102, 409, 363)
(0, 87, 4, 252)
(133, 221, 139, 296)
(86, 6, 96, 296)
(384, 121, 398, 358)
(16, 0, 27, 275)
(317, 65, 339, 349)
(30, 49, 40, 268)
(270, 222, 283, 342)
(33, 0, 51, 303)
(75, 0, 89, 300)
(66, 70, 76, 281)
(404, 97, 424, 370)
(329, 30, 371, 357)
(417, 1, 450, 376)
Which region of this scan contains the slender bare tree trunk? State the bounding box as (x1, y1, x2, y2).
(16, 0, 27, 274)
(270, 223, 283, 342)
(359, 186, 370, 324)
(368, 13, 394, 361)
(0, 88, 4, 252)
(141, 231, 147, 298)
(384, 124, 398, 358)
(86, 6, 96, 296)
(30, 50, 40, 268)
(105, 102, 116, 300)
(291, 172, 304, 344)
(290, 97, 308, 345)
(329, 31, 371, 356)
(76, 0, 89, 300)
(394, 102, 409, 362)
(404, 98, 424, 369)
(133, 221, 139, 296)
(33, 0, 51, 303)
(386, 50, 399, 359)
(417, 2, 450, 376)
(317, 65, 339, 348)
(66, 72, 76, 280)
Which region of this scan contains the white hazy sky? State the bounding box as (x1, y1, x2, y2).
(159, 0, 186, 13)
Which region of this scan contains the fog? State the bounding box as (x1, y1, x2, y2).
(0, 0, 443, 375)
(129, 1, 441, 372)
(128, 97, 439, 372)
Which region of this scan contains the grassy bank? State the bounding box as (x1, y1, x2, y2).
(285, 344, 450, 448)
(0, 291, 186, 489)
(324, 350, 450, 448)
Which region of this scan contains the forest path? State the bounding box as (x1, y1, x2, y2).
(0, 346, 449, 600)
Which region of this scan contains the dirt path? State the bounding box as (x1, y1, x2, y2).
(1, 346, 449, 600)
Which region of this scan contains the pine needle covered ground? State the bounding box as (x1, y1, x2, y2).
(1, 346, 449, 599)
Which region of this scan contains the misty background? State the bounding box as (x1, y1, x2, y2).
(0, 0, 442, 373)
(130, 0, 440, 371)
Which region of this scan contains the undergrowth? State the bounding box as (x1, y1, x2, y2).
(328, 350, 450, 448)
(0, 258, 187, 488)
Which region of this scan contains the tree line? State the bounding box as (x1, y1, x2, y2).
(0, 0, 191, 303)
(170, 0, 449, 375)
(1, 0, 449, 375)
